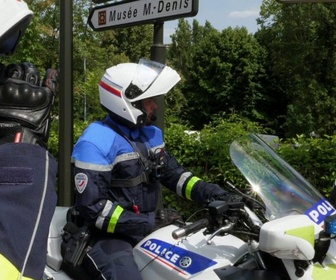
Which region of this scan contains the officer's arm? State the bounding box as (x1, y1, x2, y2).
(160, 151, 228, 202)
(74, 166, 154, 239)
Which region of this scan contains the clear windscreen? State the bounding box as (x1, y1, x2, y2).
(230, 134, 330, 222)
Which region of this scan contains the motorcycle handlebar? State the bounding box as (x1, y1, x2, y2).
(172, 218, 210, 239)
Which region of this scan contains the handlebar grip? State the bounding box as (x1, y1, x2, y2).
(172, 218, 209, 239)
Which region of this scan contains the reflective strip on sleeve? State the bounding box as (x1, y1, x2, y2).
(185, 176, 201, 200)
(113, 152, 138, 165)
(176, 172, 192, 197)
(72, 158, 114, 172)
(96, 200, 113, 229)
(0, 254, 33, 280)
(107, 205, 124, 233)
(95, 201, 124, 233)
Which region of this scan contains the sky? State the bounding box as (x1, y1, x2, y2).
(164, 0, 263, 43)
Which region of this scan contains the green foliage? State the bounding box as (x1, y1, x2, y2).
(257, 0, 336, 137)
(167, 20, 266, 130)
(277, 135, 336, 198)
(163, 118, 336, 218)
(162, 115, 266, 218)
(164, 82, 188, 125)
(112, 25, 153, 62)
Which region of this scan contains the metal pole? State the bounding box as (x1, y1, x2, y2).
(58, 0, 73, 206)
(151, 22, 166, 131)
(151, 22, 166, 217)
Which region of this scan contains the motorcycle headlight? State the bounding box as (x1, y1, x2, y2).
(324, 214, 336, 235)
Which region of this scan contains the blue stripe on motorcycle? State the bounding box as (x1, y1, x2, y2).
(140, 238, 217, 275)
(305, 199, 336, 226)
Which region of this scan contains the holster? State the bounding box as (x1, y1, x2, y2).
(61, 207, 94, 267)
(61, 223, 92, 267)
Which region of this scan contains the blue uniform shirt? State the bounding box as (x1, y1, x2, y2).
(72, 116, 226, 242)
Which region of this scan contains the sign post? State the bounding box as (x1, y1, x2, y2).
(58, 0, 73, 206)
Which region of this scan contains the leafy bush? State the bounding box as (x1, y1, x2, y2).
(162, 116, 336, 218)
(277, 135, 336, 198)
(162, 114, 266, 218)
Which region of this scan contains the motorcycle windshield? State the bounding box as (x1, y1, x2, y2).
(230, 134, 335, 225)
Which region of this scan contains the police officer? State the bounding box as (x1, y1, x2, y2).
(0, 1, 58, 279)
(72, 59, 229, 280)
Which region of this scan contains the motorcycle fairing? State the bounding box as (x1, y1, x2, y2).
(305, 199, 336, 226)
(259, 215, 316, 260)
(139, 238, 217, 276)
(134, 224, 249, 279)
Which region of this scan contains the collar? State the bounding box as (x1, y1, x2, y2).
(105, 115, 140, 140)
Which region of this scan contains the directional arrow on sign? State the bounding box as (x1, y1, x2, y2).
(88, 0, 199, 31)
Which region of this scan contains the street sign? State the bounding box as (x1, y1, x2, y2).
(88, 0, 199, 31)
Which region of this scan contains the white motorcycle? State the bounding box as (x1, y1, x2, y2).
(44, 133, 336, 280)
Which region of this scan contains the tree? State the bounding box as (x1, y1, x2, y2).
(257, 0, 336, 137)
(168, 20, 266, 129)
(168, 19, 194, 78)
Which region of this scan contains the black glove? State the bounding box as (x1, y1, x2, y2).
(0, 62, 59, 147)
(215, 193, 230, 202)
(3, 62, 40, 85)
(1, 62, 59, 95)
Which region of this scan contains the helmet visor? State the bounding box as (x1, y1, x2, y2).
(125, 59, 165, 100)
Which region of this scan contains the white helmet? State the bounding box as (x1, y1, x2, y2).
(0, 0, 33, 55)
(99, 58, 181, 127)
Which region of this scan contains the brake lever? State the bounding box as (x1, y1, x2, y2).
(206, 221, 234, 245)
